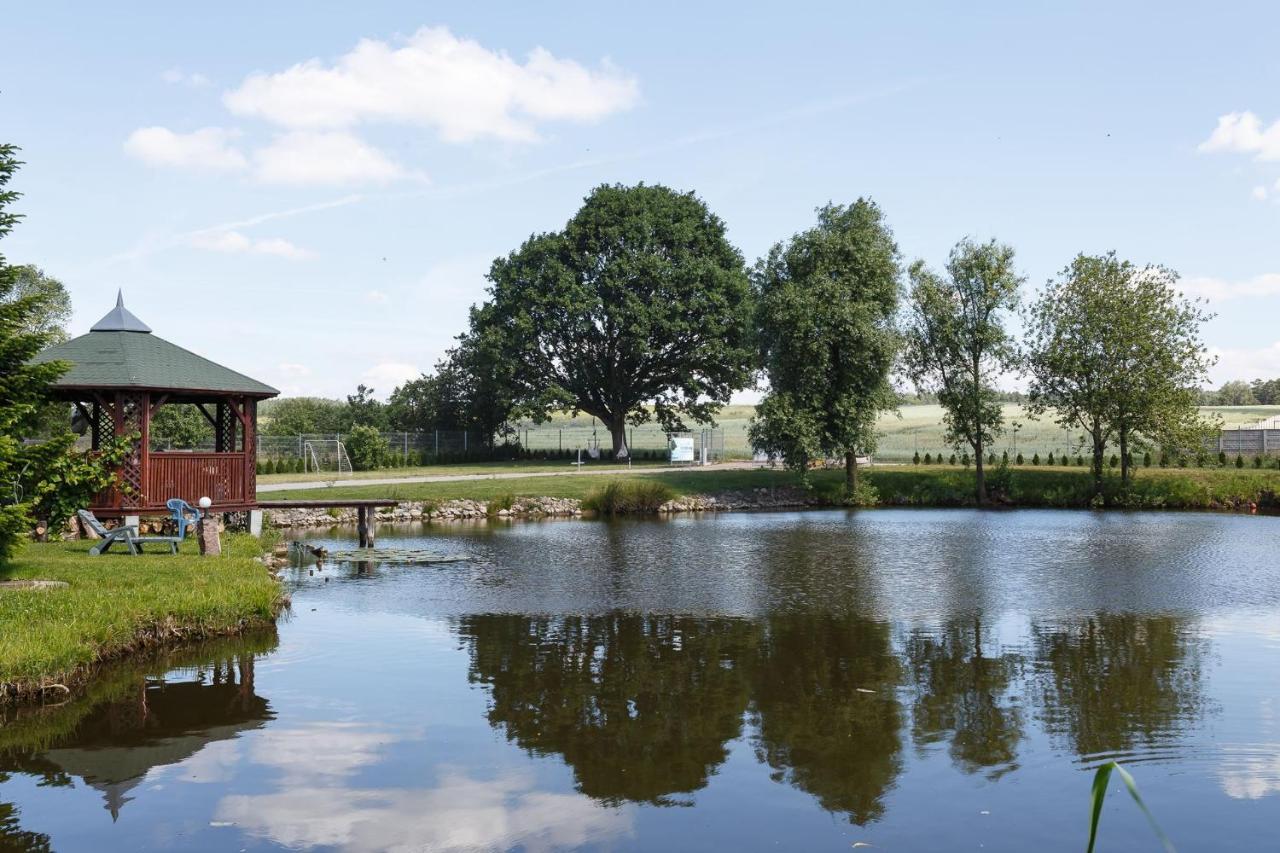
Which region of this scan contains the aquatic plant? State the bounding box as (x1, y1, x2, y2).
(582, 479, 676, 515)
(1086, 761, 1175, 853)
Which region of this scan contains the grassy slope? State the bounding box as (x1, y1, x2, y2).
(264, 463, 1280, 510)
(0, 534, 282, 698)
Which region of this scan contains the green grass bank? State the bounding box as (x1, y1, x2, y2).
(0, 534, 284, 703)
(266, 463, 1280, 512)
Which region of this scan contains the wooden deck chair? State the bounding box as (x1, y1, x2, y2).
(78, 510, 181, 555)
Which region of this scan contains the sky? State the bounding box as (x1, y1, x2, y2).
(2, 1, 1279, 400)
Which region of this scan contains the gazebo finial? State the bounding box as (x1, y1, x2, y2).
(90, 290, 151, 333)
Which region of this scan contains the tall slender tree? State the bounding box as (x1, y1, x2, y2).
(902, 238, 1023, 503)
(0, 146, 70, 561)
(749, 200, 901, 494)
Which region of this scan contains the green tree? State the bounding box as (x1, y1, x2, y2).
(749, 200, 901, 493)
(386, 337, 518, 447)
(903, 238, 1023, 503)
(0, 146, 69, 562)
(1, 265, 72, 437)
(1026, 253, 1213, 492)
(471, 183, 754, 458)
(343, 384, 387, 430)
(149, 404, 212, 449)
(344, 424, 388, 470)
(1212, 380, 1258, 406)
(259, 397, 346, 435)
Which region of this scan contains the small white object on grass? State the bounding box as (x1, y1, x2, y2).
(198, 496, 212, 509)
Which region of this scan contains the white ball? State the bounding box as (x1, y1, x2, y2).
(198, 496, 212, 509)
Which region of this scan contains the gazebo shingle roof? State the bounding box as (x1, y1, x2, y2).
(32, 292, 278, 397)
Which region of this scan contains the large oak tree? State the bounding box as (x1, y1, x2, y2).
(471, 183, 754, 457)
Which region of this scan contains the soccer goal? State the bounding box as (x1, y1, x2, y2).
(303, 440, 353, 477)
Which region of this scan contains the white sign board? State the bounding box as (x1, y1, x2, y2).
(669, 436, 695, 463)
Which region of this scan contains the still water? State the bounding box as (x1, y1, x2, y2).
(3, 509, 1280, 851)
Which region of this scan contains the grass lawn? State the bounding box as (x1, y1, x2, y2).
(262, 462, 1280, 510)
(257, 457, 666, 484)
(0, 534, 283, 701)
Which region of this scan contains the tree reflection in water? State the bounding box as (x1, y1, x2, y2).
(903, 616, 1025, 779)
(459, 610, 1208, 826)
(1032, 614, 1206, 759)
(458, 613, 759, 805)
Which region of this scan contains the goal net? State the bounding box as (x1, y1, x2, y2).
(303, 440, 353, 477)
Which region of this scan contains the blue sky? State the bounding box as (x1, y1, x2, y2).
(2, 2, 1279, 399)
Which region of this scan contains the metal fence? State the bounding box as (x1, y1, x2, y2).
(246, 427, 729, 466)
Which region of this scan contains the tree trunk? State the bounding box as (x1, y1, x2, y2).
(608, 420, 629, 459)
(1091, 422, 1105, 497)
(1119, 428, 1130, 486)
(974, 434, 987, 505)
(845, 450, 858, 495)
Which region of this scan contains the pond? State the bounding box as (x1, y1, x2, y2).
(3, 509, 1280, 851)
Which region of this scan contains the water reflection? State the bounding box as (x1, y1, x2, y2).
(1032, 615, 1207, 761)
(0, 632, 276, 841)
(904, 617, 1025, 779)
(459, 614, 759, 805)
(458, 610, 1212, 825)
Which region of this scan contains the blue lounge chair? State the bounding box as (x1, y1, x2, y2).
(78, 510, 182, 555)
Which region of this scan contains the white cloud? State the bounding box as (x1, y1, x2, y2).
(1252, 185, 1269, 201)
(223, 26, 639, 143)
(365, 289, 389, 304)
(278, 362, 311, 377)
(1181, 273, 1280, 302)
(124, 126, 247, 171)
(1209, 341, 1280, 384)
(216, 770, 632, 853)
(161, 67, 210, 87)
(1199, 111, 1280, 161)
(252, 131, 416, 186)
(189, 229, 312, 259)
(360, 361, 420, 393)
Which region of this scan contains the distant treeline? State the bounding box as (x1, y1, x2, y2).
(1200, 379, 1280, 407)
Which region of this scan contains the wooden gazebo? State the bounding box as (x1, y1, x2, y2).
(32, 292, 278, 517)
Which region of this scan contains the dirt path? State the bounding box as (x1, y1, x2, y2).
(257, 460, 766, 493)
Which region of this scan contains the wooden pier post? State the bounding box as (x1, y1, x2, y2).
(357, 506, 375, 548)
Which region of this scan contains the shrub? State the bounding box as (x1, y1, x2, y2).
(1177, 455, 1188, 467)
(1254, 455, 1263, 469)
(961, 452, 970, 468)
(913, 451, 920, 465)
(1016, 453, 1024, 465)
(1002, 450, 1009, 465)
(924, 452, 933, 465)
(1047, 452, 1055, 465)
(1076, 455, 1084, 466)
(1143, 452, 1152, 468)
(949, 453, 957, 465)
(1218, 451, 1228, 466)
(1109, 454, 1119, 469)
(346, 425, 389, 471)
(582, 479, 676, 515)
(486, 492, 517, 516)
(1032, 453, 1040, 465)
(987, 453, 996, 465)
(1236, 454, 1245, 469)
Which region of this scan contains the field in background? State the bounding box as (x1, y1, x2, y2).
(514, 404, 1280, 463)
